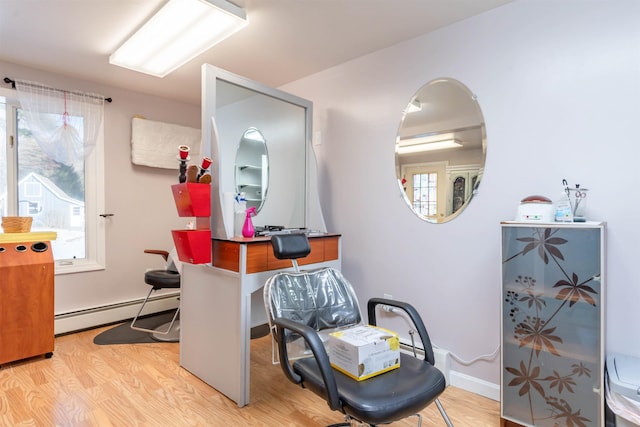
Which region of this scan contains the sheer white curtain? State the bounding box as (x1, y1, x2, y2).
(15, 80, 104, 169)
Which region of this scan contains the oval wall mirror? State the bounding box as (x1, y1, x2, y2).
(395, 78, 486, 223)
(235, 127, 269, 212)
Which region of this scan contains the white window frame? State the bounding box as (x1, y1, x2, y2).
(1, 88, 105, 274)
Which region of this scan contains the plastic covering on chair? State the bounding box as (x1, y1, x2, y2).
(263, 234, 453, 426)
(264, 268, 362, 362)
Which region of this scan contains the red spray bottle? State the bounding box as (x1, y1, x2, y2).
(242, 206, 257, 238)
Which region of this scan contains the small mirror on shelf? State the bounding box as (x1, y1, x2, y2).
(235, 127, 269, 212)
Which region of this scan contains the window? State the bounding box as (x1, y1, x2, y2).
(412, 172, 438, 216)
(27, 201, 41, 215)
(1, 91, 105, 273)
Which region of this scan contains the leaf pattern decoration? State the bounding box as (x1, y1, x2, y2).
(514, 316, 563, 356)
(571, 362, 592, 378)
(546, 397, 591, 427)
(553, 273, 598, 307)
(505, 360, 546, 398)
(519, 289, 546, 310)
(543, 370, 576, 393)
(517, 228, 567, 264)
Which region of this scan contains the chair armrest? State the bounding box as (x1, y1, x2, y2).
(367, 298, 437, 366)
(273, 317, 341, 411)
(144, 249, 170, 262)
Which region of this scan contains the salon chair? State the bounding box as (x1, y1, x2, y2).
(263, 234, 453, 427)
(130, 249, 181, 342)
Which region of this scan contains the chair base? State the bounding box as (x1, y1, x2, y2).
(151, 320, 180, 342)
(130, 284, 180, 340)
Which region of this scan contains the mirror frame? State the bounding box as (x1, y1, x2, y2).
(395, 77, 487, 223)
(201, 64, 327, 239)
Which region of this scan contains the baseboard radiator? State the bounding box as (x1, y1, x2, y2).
(399, 342, 450, 384)
(54, 292, 180, 335)
(399, 342, 500, 401)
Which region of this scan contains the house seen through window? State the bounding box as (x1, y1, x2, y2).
(0, 97, 105, 272)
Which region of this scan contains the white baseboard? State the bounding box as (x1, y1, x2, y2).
(399, 342, 500, 401)
(54, 292, 180, 335)
(449, 370, 500, 401)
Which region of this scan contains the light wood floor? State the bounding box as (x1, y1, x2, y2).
(0, 323, 500, 426)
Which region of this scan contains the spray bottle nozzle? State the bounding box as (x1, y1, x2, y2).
(246, 206, 257, 217)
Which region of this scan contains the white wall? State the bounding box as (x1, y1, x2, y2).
(1, 60, 200, 321)
(283, 0, 640, 389)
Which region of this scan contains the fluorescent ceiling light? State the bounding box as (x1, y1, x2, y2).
(396, 138, 462, 154)
(110, 0, 247, 77)
(405, 99, 422, 113)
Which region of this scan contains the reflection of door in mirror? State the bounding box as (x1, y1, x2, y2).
(452, 176, 465, 213)
(446, 165, 481, 216)
(401, 162, 447, 221)
(395, 78, 486, 223)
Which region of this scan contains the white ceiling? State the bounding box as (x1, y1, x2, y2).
(0, 0, 512, 105)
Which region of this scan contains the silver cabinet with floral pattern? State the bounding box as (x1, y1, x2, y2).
(501, 221, 605, 427)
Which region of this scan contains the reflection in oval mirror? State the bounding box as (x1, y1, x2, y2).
(235, 127, 269, 212)
(395, 78, 486, 223)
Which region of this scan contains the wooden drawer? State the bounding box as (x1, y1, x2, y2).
(212, 239, 241, 272)
(247, 242, 270, 274)
(213, 235, 340, 274)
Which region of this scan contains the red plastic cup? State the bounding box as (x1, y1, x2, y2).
(201, 156, 212, 170)
(178, 145, 190, 159)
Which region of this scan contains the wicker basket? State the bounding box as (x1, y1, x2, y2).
(1, 216, 33, 233)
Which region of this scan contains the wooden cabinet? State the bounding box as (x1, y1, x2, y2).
(0, 240, 55, 365)
(212, 234, 340, 273)
(501, 222, 605, 427)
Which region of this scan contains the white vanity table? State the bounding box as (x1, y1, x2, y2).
(179, 64, 333, 407)
(180, 234, 340, 407)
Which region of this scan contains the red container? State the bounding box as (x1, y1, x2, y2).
(171, 229, 211, 264)
(171, 183, 210, 217)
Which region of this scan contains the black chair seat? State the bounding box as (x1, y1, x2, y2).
(145, 269, 180, 289)
(294, 353, 446, 425)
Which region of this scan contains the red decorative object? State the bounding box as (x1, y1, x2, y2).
(171, 230, 211, 264)
(178, 145, 190, 160)
(201, 156, 212, 170)
(171, 183, 210, 217)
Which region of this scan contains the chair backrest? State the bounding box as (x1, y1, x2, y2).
(264, 235, 362, 362)
(270, 233, 311, 260)
(266, 267, 361, 327)
(264, 267, 363, 361)
(270, 233, 311, 272)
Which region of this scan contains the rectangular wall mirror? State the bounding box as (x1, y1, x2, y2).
(201, 64, 326, 239)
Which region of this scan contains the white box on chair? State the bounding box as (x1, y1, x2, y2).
(328, 325, 400, 381)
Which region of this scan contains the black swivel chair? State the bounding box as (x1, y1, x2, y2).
(130, 249, 181, 342)
(263, 234, 453, 426)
